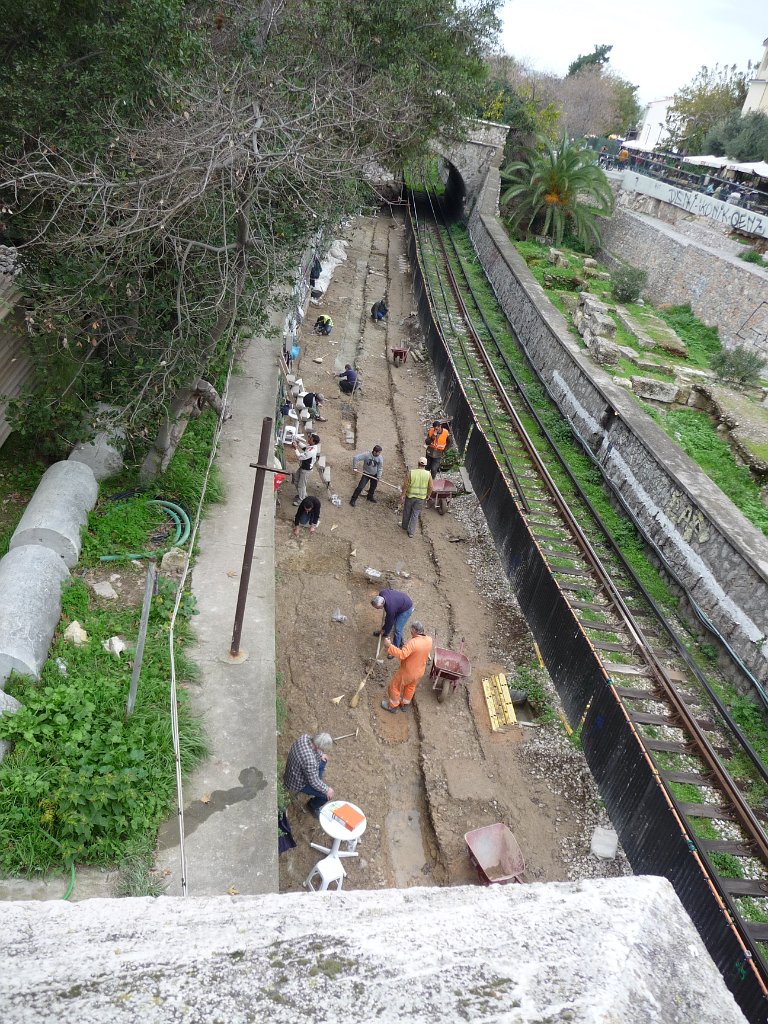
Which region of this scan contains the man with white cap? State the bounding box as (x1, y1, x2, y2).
(400, 456, 433, 538)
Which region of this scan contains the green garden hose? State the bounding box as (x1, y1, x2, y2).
(99, 499, 191, 562)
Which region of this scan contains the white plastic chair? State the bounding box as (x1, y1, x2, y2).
(304, 855, 346, 892)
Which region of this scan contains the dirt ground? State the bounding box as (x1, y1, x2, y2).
(276, 211, 631, 892)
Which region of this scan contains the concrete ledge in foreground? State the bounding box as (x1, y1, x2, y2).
(0, 876, 747, 1023)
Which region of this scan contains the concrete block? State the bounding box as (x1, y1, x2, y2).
(630, 376, 679, 403)
(10, 461, 98, 567)
(322, 466, 331, 484)
(68, 433, 124, 481)
(0, 545, 70, 686)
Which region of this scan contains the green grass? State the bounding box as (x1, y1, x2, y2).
(659, 409, 768, 537)
(513, 664, 555, 724)
(654, 305, 722, 369)
(81, 497, 169, 565)
(0, 404, 229, 876)
(739, 249, 766, 265)
(0, 580, 206, 874)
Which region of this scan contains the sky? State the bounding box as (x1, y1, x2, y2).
(498, 0, 765, 105)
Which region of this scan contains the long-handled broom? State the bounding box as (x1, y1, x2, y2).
(350, 633, 382, 708)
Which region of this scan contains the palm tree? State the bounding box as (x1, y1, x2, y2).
(501, 136, 614, 248)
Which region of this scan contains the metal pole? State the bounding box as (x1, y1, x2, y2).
(126, 561, 157, 717)
(230, 415, 273, 658)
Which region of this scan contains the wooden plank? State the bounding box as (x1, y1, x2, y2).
(698, 839, 753, 856)
(549, 564, 592, 577)
(645, 739, 689, 753)
(615, 686, 656, 700)
(568, 600, 613, 613)
(631, 711, 672, 726)
(591, 640, 635, 653)
(605, 663, 653, 677)
(493, 674, 517, 726)
(745, 922, 768, 942)
(661, 771, 709, 785)
(576, 619, 628, 633)
(482, 679, 501, 732)
(718, 878, 768, 897)
(679, 802, 732, 819)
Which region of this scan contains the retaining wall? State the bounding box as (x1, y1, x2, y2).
(598, 197, 768, 359)
(466, 167, 768, 688)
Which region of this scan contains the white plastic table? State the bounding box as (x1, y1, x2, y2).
(309, 800, 367, 859)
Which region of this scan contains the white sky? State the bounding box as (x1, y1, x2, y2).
(498, 0, 765, 105)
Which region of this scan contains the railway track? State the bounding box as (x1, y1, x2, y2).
(409, 190, 768, 1006)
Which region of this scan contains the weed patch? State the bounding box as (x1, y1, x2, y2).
(660, 410, 768, 537)
(0, 580, 206, 874)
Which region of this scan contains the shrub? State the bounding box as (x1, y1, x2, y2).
(710, 346, 766, 386)
(739, 249, 766, 265)
(611, 264, 647, 303)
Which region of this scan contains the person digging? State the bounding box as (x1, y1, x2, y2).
(381, 620, 433, 714)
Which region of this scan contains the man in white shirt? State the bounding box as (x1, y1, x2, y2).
(292, 432, 320, 505)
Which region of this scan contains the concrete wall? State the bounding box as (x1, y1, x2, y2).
(599, 179, 768, 359)
(467, 166, 768, 688)
(0, 878, 748, 1024)
(619, 172, 768, 239)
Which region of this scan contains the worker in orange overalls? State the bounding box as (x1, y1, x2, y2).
(424, 420, 450, 478)
(380, 621, 433, 713)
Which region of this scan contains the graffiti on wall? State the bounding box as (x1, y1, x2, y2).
(622, 173, 768, 240)
(664, 489, 711, 544)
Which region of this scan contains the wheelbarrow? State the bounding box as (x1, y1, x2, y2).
(391, 346, 409, 367)
(430, 638, 471, 703)
(464, 823, 525, 885)
(427, 477, 456, 515)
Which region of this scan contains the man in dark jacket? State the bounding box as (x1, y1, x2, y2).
(371, 298, 388, 321)
(293, 495, 321, 536)
(337, 364, 358, 395)
(371, 588, 413, 649)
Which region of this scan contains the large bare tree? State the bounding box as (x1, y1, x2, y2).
(1, 0, 501, 468)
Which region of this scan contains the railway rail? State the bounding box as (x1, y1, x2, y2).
(409, 188, 768, 1019)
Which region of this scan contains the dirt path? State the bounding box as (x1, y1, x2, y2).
(276, 212, 630, 891)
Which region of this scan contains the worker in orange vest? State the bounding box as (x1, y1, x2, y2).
(424, 420, 450, 478)
(381, 621, 433, 713)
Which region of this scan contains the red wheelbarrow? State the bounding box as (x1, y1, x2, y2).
(430, 638, 471, 703)
(427, 477, 456, 515)
(390, 346, 409, 367)
(465, 823, 525, 885)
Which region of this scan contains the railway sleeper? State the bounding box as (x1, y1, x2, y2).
(576, 618, 628, 633)
(699, 838, 755, 857)
(662, 770, 710, 785)
(679, 801, 733, 820)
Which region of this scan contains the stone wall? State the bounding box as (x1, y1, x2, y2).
(439, 119, 509, 216)
(467, 166, 768, 688)
(598, 194, 768, 360)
